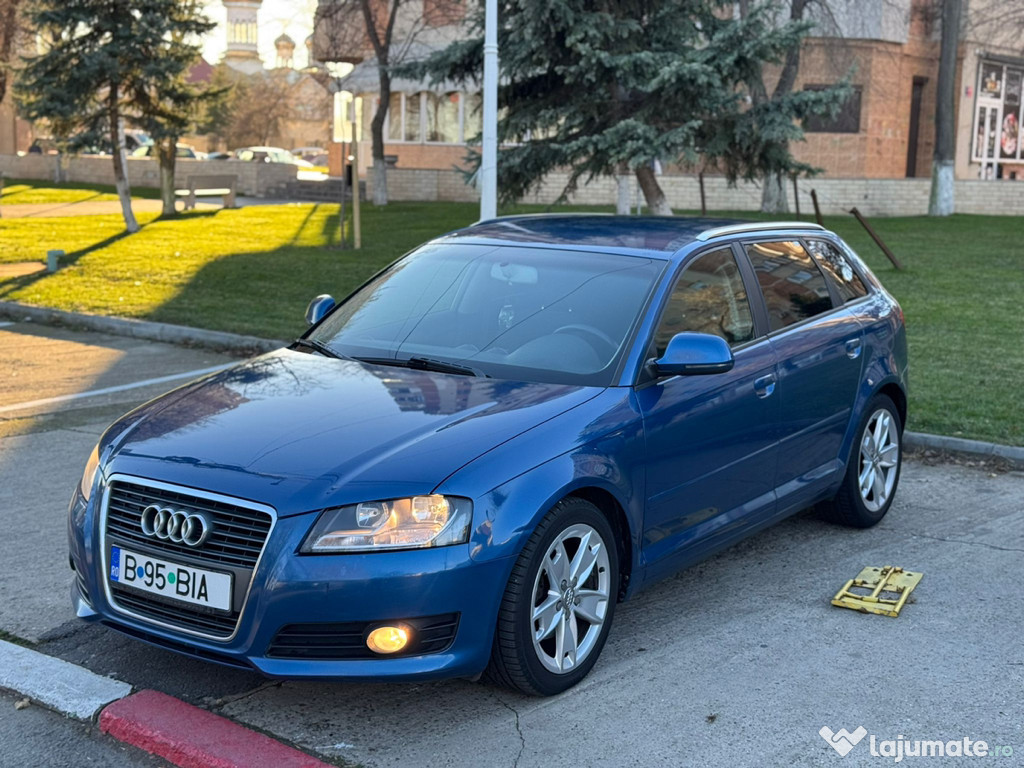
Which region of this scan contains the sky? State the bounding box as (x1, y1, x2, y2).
(200, 0, 317, 69)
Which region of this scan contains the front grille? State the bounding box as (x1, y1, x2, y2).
(103, 478, 274, 640)
(106, 481, 271, 569)
(268, 613, 460, 659)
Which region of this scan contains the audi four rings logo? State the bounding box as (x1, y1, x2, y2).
(140, 505, 213, 547)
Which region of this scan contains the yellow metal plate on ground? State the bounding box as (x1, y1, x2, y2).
(831, 565, 923, 617)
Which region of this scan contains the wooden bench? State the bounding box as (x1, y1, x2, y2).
(175, 174, 238, 210)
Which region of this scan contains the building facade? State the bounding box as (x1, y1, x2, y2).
(312, 0, 1024, 190)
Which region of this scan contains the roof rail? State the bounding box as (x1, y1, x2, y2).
(696, 221, 826, 241)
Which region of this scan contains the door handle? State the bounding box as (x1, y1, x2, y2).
(753, 373, 776, 399)
(846, 338, 862, 359)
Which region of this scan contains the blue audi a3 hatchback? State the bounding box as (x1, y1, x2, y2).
(69, 216, 907, 695)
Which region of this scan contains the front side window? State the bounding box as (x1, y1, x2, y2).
(653, 248, 755, 357)
(805, 239, 868, 303)
(311, 245, 664, 385)
(746, 241, 834, 331)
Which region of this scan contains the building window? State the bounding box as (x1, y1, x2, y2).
(803, 85, 862, 134)
(387, 93, 402, 141)
(425, 92, 460, 143)
(463, 92, 482, 142)
(972, 60, 1023, 174)
(405, 92, 423, 142)
(382, 91, 482, 145)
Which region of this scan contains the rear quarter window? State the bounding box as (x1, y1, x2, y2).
(805, 239, 869, 303)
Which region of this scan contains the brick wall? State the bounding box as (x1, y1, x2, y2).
(0, 154, 297, 197)
(375, 167, 1024, 217)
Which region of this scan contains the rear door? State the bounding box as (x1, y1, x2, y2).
(637, 246, 780, 578)
(742, 239, 865, 509)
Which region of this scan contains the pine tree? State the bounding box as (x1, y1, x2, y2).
(411, 0, 847, 214)
(16, 0, 214, 229)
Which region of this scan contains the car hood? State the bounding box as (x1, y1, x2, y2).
(103, 349, 602, 516)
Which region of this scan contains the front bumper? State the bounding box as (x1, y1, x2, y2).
(69, 489, 514, 682)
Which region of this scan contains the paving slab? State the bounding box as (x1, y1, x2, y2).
(0, 639, 131, 720)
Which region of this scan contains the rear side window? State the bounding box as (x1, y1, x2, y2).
(806, 239, 868, 303)
(745, 241, 834, 332)
(653, 247, 755, 356)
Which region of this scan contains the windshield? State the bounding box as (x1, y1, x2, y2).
(311, 243, 664, 385)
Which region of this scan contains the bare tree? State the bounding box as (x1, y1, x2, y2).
(315, 0, 464, 206)
(226, 74, 295, 146)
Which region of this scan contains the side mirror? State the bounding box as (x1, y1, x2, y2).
(653, 332, 735, 376)
(305, 294, 336, 325)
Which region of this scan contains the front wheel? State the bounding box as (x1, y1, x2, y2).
(820, 393, 903, 528)
(484, 497, 619, 696)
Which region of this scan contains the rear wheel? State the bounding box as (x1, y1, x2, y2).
(820, 394, 903, 528)
(484, 497, 618, 696)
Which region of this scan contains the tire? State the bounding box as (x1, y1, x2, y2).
(483, 497, 619, 696)
(819, 393, 903, 528)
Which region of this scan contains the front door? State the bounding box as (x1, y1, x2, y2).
(637, 247, 779, 579)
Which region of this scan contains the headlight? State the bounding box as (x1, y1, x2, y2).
(79, 444, 101, 503)
(300, 495, 472, 553)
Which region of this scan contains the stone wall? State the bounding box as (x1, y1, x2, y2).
(375, 167, 1024, 217)
(0, 154, 297, 197)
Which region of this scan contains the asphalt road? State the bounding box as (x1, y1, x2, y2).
(1, 321, 1022, 767)
(0, 689, 167, 768)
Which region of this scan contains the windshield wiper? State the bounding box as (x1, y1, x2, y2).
(355, 356, 487, 378)
(291, 338, 349, 360)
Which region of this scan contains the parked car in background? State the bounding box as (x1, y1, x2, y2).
(131, 144, 198, 159)
(206, 151, 232, 161)
(29, 130, 153, 156)
(293, 146, 328, 166)
(233, 146, 314, 168)
(69, 216, 908, 697)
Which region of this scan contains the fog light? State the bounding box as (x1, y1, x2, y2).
(366, 625, 410, 654)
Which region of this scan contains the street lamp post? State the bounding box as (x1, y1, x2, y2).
(480, 0, 498, 221)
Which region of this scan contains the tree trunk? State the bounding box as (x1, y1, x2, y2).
(157, 139, 177, 217)
(929, 0, 961, 216)
(109, 90, 140, 233)
(634, 164, 672, 216)
(761, 171, 790, 213)
(615, 165, 631, 215)
(370, 66, 390, 206)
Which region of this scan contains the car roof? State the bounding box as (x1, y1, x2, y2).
(441, 214, 828, 259)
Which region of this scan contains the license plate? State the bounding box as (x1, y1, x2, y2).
(109, 545, 232, 612)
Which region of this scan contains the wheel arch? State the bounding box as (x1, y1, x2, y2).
(877, 381, 907, 431)
(566, 486, 633, 601)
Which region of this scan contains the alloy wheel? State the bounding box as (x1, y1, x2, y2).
(529, 523, 611, 675)
(858, 408, 900, 512)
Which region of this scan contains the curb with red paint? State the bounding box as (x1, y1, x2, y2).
(100, 689, 331, 768)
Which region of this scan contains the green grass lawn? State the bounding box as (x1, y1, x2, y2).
(0, 195, 1020, 445)
(0, 177, 159, 205)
